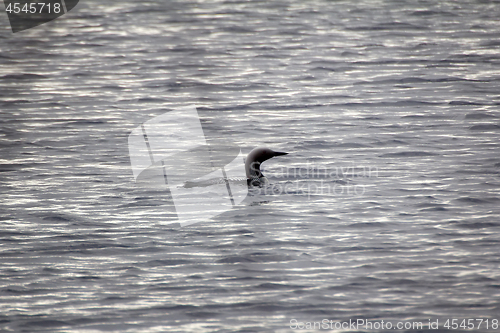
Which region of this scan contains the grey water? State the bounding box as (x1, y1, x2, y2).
(1, 0, 500, 332)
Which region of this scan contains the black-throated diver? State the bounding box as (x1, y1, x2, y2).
(245, 147, 288, 186)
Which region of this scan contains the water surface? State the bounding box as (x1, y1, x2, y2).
(1, 0, 500, 332)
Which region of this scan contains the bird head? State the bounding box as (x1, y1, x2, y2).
(245, 147, 288, 179)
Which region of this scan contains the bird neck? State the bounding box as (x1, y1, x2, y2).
(247, 161, 263, 178)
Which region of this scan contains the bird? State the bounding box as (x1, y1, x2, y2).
(245, 147, 288, 186)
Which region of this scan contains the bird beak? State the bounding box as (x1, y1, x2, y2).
(273, 151, 288, 156)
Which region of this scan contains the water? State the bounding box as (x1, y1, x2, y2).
(1, 0, 500, 332)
